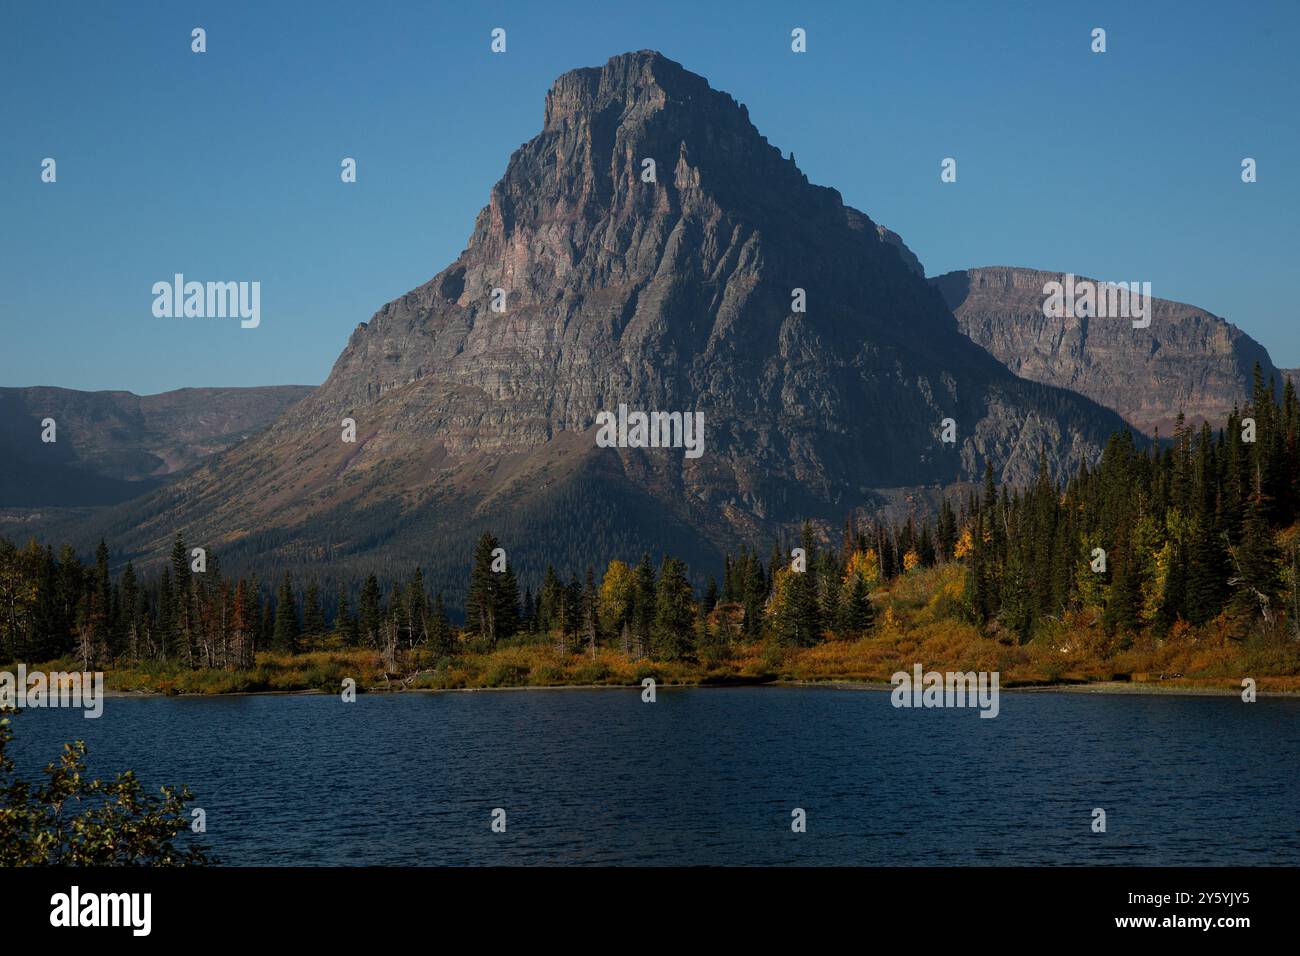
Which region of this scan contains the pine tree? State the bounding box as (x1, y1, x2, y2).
(120, 562, 140, 663)
(632, 553, 656, 657)
(272, 573, 299, 654)
(937, 498, 957, 562)
(232, 578, 254, 669)
(258, 597, 274, 654)
(302, 581, 325, 638)
(563, 574, 582, 649)
(1229, 497, 1283, 629)
(538, 564, 563, 634)
(844, 572, 874, 635)
(334, 586, 359, 646)
(168, 533, 194, 667)
(359, 574, 382, 646)
(1186, 516, 1228, 625)
(651, 557, 694, 660)
(740, 550, 767, 638)
(464, 533, 500, 642)
(582, 566, 599, 657)
(428, 593, 452, 658)
(403, 569, 428, 647)
(496, 563, 520, 642)
(703, 577, 719, 612)
(787, 523, 823, 646)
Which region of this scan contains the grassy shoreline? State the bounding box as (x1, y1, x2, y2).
(8, 565, 1297, 700)
(86, 678, 1299, 699)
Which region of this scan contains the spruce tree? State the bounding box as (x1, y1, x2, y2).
(464, 533, 500, 642)
(651, 557, 694, 660)
(428, 593, 452, 658)
(538, 564, 562, 633)
(1230, 497, 1283, 628)
(632, 554, 656, 656)
(844, 572, 874, 635)
(302, 581, 325, 638)
(272, 572, 299, 653)
(359, 574, 382, 646)
(334, 586, 359, 646)
(787, 523, 823, 646)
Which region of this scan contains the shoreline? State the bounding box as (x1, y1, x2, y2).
(88, 678, 1296, 700)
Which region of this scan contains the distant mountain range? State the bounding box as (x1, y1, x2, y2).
(0, 386, 311, 506)
(2, 52, 1293, 601)
(932, 266, 1290, 437)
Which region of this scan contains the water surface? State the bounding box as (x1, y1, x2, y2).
(8, 686, 1298, 865)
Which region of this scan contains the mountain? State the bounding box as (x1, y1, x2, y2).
(933, 266, 1290, 437)
(0, 386, 312, 506)
(54, 51, 1131, 595)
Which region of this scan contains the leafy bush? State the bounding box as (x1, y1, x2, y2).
(0, 709, 215, 866)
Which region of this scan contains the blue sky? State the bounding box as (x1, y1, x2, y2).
(2, 0, 1297, 394)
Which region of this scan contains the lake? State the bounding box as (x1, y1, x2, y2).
(6, 686, 1299, 865)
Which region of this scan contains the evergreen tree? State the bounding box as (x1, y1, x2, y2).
(464, 533, 500, 642)
(302, 581, 325, 638)
(703, 577, 719, 613)
(582, 566, 599, 657)
(428, 593, 452, 658)
(1229, 497, 1283, 628)
(740, 549, 767, 638)
(464, 533, 518, 645)
(632, 554, 656, 657)
(358, 574, 382, 647)
(786, 522, 823, 646)
(168, 533, 193, 667)
(272, 573, 299, 653)
(651, 557, 694, 660)
(843, 572, 874, 635)
(563, 574, 582, 648)
(1186, 517, 1228, 625)
(334, 586, 359, 646)
(537, 564, 563, 633)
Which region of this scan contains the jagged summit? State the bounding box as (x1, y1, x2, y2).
(483, 49, 829, 261)
(543, 51, 724, 127)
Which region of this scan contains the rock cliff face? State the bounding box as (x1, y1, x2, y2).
(933, 266, 1287, 437)
(79, 52, 1127, 589)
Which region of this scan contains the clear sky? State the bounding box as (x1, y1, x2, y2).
(2, 0, 1297, 394)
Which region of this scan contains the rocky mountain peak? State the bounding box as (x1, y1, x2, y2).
(543, 51, 718, 129)
(88, 54, 1133, 592)
(480, 52, 830, 253)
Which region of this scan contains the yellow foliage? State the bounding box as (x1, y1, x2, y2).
(953, 526, 974, 560)
(842, 548, 880, 588)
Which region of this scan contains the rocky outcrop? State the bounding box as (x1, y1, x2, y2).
(934, 266, 1287, 437)
(876, 225, 924, 277)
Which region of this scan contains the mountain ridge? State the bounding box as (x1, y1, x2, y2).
(933, 265, 1290, 437)
(0, 385, 313, 507)
(18, 52, 1135, 598)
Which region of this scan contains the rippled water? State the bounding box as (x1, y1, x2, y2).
(7, 686, 1299, 865)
